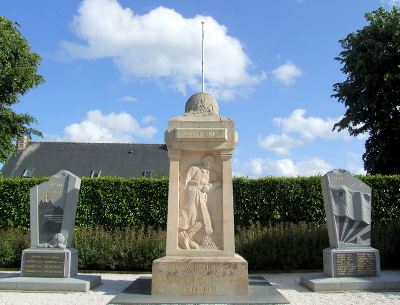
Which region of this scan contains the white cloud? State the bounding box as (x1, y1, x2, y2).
(345, 152, 366, 175)
(233, 157, 333, 177)
(273, 109, 351, 141)
(272, 61, 303, 86)
(119, 95, 137, 102)
(59, 110, 157, 142)
(258, 133, 303, 154)
(142, 115, 156, 124)
(62, 0, 263, 100)
(382, 0, 400, 7)
(259, 109, 360, 155)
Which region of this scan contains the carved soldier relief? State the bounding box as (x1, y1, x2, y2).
(178, 153, 223, 250)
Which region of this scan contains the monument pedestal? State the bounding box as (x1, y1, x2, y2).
(0, 248, 101, 292)
(152, 255, 248, 296)
(21, 248, 78, 278)
(323, 247, 380, 277)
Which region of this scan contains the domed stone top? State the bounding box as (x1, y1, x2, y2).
(184, 92, 219, 116)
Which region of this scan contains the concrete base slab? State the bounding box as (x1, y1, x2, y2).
(300, 271, 400, 292)
(108, 275, 289, 304)
(0, 272, 101, 292)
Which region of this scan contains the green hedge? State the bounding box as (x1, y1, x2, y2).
(1, 221, 399, 271)
(0, 175, 399, 230)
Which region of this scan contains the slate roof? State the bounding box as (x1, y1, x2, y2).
(1, 142, 169, 178)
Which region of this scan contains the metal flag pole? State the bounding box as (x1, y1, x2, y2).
(201, 21, 205, 93)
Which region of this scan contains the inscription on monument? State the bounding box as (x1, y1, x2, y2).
(152, 261, 248, 295)
(22, 252, 65, 277)
(334, 252, 376, 276)
(174, 128, 227, 141)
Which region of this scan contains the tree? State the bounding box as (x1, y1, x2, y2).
(0, 16, 44, 163)
(333, 7, 400, 174)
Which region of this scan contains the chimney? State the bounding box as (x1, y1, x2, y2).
(17, 135, 30, 151)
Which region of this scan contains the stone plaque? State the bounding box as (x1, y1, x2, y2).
(22, 252, 65, 277)
(174, 128, 227, 141)
(30, 170, 81, 248)
(321, 169, 371, 248)
(334, 252, 376, 277)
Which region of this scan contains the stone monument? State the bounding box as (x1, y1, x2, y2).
(321, 169, 380, 277)
(21, 170, 81, 277)
(0, 170, 100, 291)
(151, 92, 248, 296)
(300, 169, 400, 292)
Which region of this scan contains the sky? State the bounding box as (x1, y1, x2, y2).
(0, 0, 397, 177)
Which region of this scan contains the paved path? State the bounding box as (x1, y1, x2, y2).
(0, 272, 399, 305)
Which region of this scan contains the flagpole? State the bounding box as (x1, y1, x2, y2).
(201, 21, 205, 93)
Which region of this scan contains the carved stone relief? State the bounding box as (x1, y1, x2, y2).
(178, 153, 223, 250)
(322, 169, 372, 247)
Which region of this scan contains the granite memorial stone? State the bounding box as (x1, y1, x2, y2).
(152, 92, 248, 296)
(21, 170, 81, 278)
(321, 169, 380, 277)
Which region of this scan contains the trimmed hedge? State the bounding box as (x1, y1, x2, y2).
(0, 175, 399, 230)
(1, 221, 399, 271)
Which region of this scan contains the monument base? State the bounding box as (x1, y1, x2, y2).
(0, 272, 101, 292)
(109, 275, 289, 304)
(300, 271, 400, 292)
(151, 255, 248, 296)
(323, 247, 380, 277)
(21, 248, 78, 278)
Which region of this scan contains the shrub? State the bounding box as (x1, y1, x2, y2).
(0, 228, 29, 267)
(72, 226, 165, 271)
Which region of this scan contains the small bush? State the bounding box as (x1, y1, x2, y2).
(0, 228, 29, 267)
(236, 223, 329, 271)
(72, 226, 165, 271)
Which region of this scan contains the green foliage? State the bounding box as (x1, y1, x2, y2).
(0, 16, 44, 162)
(0, 228, 29, 267)
(372, 220, 400, 268)
(359, 175, 400, 223)
(1, 222, 399, 271)
(233, 176, 325, 226)
(0, 175, 399, 230)
(333, 7, 400, 174)
(236, 223, 328, 270)
(75, 177, 169, 229)
(0, 177, 45, 229)
(72, 226, 165, 271)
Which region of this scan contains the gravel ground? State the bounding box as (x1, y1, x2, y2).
(0, 271, 400, 305)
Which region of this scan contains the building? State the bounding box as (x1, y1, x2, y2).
(1, 139, 169, 178)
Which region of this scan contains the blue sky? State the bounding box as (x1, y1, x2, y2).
(1, 0, 396, 177)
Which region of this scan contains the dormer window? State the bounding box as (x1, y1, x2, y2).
(142, 171, 152, 178)
(21, 168, 34, 178)
(90, 170, 102, 178)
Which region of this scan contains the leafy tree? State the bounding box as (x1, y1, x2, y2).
(333, 7, 400, 174)
(0, 16, 44, 163)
